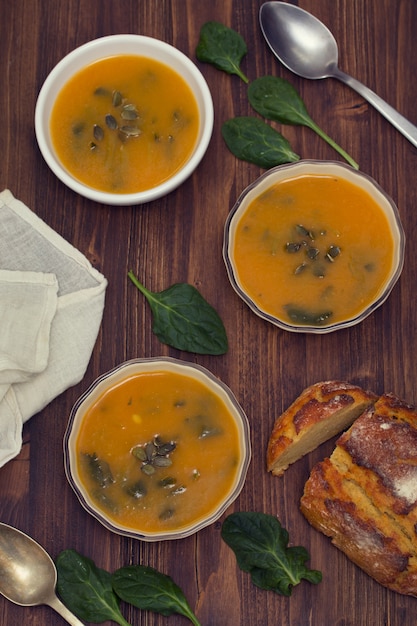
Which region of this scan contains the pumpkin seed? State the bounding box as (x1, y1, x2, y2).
(145, 442, 157, 461)
(153, 435, 164, 447)
(294, 262, 307, 275)
(287, 223, 341, 277)
(121, 110, 138, 121)
(131, 445, 147, 462)
(105, 114, 118, 130)
(82, 88, 144, 151)
(133, 436, 176, 473)
(285, 242, 302, 253)
(93, 124, 104, 141)
(120, 125, 142, 137)
(157, 441, 176, 455)
(121, 104, 139, 120)
(112, 90, 123, 107)
(141, 463, 156, 476)
(153, 456, 173, 468)
(326, 245, 341, 262)
(306, 247, 320, 260)
(296, 224, 314, 239)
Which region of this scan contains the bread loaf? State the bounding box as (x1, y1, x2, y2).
(267, 381, 377, 476)
(301, 393, 417, 596)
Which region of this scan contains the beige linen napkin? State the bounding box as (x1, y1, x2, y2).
(0, 269, 58, 384)
(0, 189, 107, 467)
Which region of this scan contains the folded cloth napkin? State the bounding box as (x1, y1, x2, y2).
(0, 269, 58, 384)
(0, 189, 107, 467)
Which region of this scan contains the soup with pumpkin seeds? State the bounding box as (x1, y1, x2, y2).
(75, 369, 242, 533)
(231, 174, 395, 326)
(50, 55, 199, 193)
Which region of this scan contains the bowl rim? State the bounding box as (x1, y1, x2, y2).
(34, 34, 214, 206)
(223, 160, 406, 334)
(63, 357, 251, 541)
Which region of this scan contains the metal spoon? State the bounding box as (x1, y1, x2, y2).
(259, 1, 417, 148)
(0, 522, 84, 625)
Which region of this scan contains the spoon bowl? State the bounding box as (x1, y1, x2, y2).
(260, 1, 338, 79)
(259, 1, 417, 147)
(0, 523, 83, 625)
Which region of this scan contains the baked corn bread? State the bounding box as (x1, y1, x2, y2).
(301, 393, 417, 596)
(267, 381, 377, 476)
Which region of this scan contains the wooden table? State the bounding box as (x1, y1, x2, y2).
(1, 1, 417, 624)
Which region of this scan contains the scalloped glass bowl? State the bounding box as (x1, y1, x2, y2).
(223, 160, 405, 334)
(35, 35, 213, 205)
(64, 357, 251, 541)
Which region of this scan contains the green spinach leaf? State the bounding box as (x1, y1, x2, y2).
(248, 76, 359, 169)
(284, 305, 333, 326)
(128, 271, 228, 355)
(222, 116, 299, 167)
(56, 549, 131, 625)
(196, 21, 248, 83)
(112, 565, 202, 626)
(221, 511, 322, 596)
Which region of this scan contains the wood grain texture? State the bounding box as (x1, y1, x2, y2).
(1, 0, 417, 624)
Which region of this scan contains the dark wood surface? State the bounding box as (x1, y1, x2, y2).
(1, 1, 417, 624)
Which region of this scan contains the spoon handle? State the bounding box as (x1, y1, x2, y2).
(333, 68, 417, 148)
(47, 595, 85, 625)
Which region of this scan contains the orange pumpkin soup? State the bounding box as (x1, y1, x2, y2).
(76, 370, 242, 533)
(50, 55, 199, 193)
(232, 174, 395, 326)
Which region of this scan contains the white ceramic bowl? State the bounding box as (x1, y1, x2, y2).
(35, 35, 213, 205)
(223, 160, 405, 334)
(64, 357, 251, 541)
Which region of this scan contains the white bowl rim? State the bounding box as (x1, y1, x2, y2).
(223, 160, 406, 334)
(63, 357, 251, 541)
(35, 34, 214, 206)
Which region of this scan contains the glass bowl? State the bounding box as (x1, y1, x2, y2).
(35, 35, 213, 205)
(223, 160, 405, 334)
(63, 357, 251, 541)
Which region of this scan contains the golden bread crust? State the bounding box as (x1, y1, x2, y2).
(301, 393, 417, 596)
(266, 381, 377, 476)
